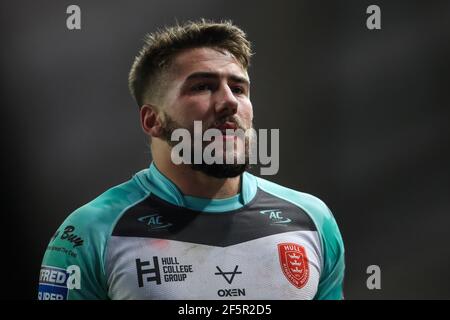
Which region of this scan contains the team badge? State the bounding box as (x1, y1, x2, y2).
(277, 243, 309, 289)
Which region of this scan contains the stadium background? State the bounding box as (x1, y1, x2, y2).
(1, 0, 449, 299)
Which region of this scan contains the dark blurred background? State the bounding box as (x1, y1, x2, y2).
(1, 0, 449, 299)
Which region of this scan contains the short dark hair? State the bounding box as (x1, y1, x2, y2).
(128, 19, 253, 107)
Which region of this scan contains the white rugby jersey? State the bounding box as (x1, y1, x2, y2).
(38, 163, 345, 300)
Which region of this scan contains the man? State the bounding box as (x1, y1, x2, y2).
(38, 20, 345, 300)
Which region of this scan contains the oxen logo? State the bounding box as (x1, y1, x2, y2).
(277, 243, 309, 289)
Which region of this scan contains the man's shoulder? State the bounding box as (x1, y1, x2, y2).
(40, 173, 151, 300)
(253, 174, 333, 223)
(61, 170, 150, 235)
(253, 174, 345, 284)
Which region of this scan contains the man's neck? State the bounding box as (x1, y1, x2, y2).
(153, 155, 241, 199)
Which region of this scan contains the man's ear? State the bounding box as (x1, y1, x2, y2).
(140, 104, 163, 137)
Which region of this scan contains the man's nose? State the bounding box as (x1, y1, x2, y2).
(214, 84, 238, 116)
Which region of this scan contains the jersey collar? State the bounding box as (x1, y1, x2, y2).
(138, 162, 257, 213)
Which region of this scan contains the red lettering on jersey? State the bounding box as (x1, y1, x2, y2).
(277, 243, 309, 289)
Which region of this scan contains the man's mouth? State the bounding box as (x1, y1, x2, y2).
(208, 121, 240, 141)
(215, 122, 238, 133)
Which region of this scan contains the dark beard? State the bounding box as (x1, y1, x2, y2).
(159, 113, 250, 178)
(191, 162, 248, 178)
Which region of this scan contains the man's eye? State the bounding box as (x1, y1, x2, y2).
(231, 86, 245, 94)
